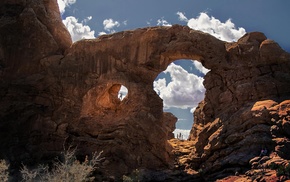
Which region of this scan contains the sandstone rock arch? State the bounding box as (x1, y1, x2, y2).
(1, 0, 290, 180)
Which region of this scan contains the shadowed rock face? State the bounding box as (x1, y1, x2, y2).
(0, 0, 290, 180)
(0, 0, 72, 79)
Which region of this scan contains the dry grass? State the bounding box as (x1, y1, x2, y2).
(20, 146, 103, 182)
(0, 160, 9, 182)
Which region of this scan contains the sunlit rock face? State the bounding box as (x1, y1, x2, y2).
(0, 0, 290, 180)
(188, 32, 290, 179)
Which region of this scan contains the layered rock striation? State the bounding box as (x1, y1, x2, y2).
(188, 33, 290, 179)
(0, 0, 290, 180)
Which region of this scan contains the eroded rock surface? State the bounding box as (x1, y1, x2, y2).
(0, 0, 290, 180)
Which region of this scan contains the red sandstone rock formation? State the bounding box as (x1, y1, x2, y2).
(0, 0, 290, 180)
(188, 33, 290, 179)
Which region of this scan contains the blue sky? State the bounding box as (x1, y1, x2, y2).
(59, 0, 290, 51)
(57, 0, 290, 139)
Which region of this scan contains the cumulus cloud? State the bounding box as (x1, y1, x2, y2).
(82, 16, 92, 24)
(103, 18, 120, 32)
(192, 61, 210, 75)
(57, 0, 95, 42)
(62, 16, 95, 42)
(57, 0, 76, 14)
(98, 31, 107, 36)
(177, 12, 188, 22)
(99, 19, 128, 35)
(118, 85, 128, 101)
(154, 63, 205, 110)
(190, 106, 197, 113)
(178, 12, 246, 42)
(157, 18, 172, 26)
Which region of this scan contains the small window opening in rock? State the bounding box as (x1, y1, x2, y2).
(153, 59, 210, 140)
(118, 85, 128, 101)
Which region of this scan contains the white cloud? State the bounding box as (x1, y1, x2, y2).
(57, 0, 76, 14)
(157, 18, 172, 26)
(176, 12, 188, 22)
(103, 19, 120, 32)
(146, 19, 153, 26)
(82, 16, 92, 24)
(153, 78, 166, 96)
(62, 16, 95, 42)
(192, 61, 210, 75)
(154, 63, 205, 110)
(118, 85, 128, 101)
(57, 0, 95, 42)
(98, 31, 107, 36)
(190, 106, 197, 113)
(123, 20, 128, 26)
(173, 129, 190, 140)
(179, 12, 246, 42)
(98, 19, 128, 35)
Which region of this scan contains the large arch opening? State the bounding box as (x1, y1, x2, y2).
(154, 59, 209, 140)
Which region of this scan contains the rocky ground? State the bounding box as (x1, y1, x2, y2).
(169, 139, 197, 172)
(169, 138, 290, 182)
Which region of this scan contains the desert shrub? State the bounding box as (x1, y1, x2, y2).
(276, 165, 285, 177)
(286, 163, 290, 175)
(122, 169, 141, 182)
(275, 162, 290, 177)
(269, 162, 279, 170)
(0, 160, 9, 182)
(21, 146, 103, 182)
